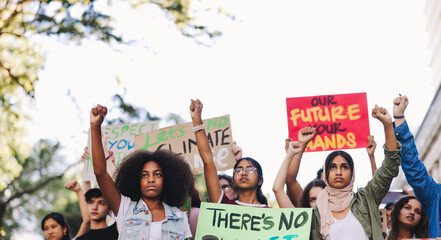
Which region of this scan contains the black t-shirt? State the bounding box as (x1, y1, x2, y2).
(76, 222, 118, 240)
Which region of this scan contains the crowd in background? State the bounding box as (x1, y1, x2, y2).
(41, 95, 437, 240)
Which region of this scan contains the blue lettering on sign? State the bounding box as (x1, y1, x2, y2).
(269, 235, 298, 240)
(108, 139, 135, 151)
(117, 139, 127, 149)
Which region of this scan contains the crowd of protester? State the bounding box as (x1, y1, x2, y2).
(41, 95, 436, 240)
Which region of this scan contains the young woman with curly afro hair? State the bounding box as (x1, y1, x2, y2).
(90, 104, 194, 240)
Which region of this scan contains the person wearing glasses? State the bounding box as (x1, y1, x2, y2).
(218, 174, 237, 200)
(190, 99, 269, 208)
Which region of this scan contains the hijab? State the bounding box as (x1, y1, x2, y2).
(316, 150, 355, 239)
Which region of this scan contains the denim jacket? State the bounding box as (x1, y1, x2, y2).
(310, 143, 402, 240)
(394, 120, 441, 237)
(118, 198, 191, 240)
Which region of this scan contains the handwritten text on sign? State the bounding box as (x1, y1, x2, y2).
(135, 115, 235, 175)
(195, 202, 312, 240)
(104, 122, 159, 163)
(83, 121, 159, 181)
(286, 93, 370, 152)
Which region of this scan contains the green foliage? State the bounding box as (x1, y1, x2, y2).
(129, 0, 223, 42)
(106, 93, 161, 125)
(0, 139, 80, 239)
(1, 0, 122, 42)
(33, 177, 83, 239)
(194, 173, 208, 202)
(0, 0, 228, 237)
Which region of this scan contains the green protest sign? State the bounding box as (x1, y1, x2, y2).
(84, 121, 159, 181)
(135, 115, 235, 175)
(195, 203, 312, 240)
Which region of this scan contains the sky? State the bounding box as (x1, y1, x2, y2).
(17, 0, 437, 238)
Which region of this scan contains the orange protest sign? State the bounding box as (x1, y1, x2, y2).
(286, 93, 370, 152)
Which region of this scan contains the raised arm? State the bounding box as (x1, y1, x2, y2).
(286, 127, 316, 207)
(231, 141, 243, 161)
(365, 105, 401, 204)
(190, 99, 222, 202)
(372, 105, 397, 151)
(90, 105, 121, 215)
(273, 141, 302, 208)
(81, 147, 92, 192)
(393, 95, 407, 128)
(64, 180, 89, 238)
(366, 135, 377, 176)
(393, 95, 439, 208)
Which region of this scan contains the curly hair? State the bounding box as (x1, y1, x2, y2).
(300, 179, 326, 207)
(114, 150, 194, 207)
(388, 195, 429, 240)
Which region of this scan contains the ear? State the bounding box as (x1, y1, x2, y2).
(258, 178, 263, 186)
(63, 226, 67, 235)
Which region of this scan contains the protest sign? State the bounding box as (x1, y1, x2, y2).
(195, 202, 312, 240)
(83, 121, 159, 181)
(286, 93, 370, 152)
(135, 115, 235, 175)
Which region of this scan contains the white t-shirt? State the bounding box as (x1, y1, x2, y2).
(327, 209, 369, 240)
(116, 195, 192, 239)
(217, 190, 268, 208)
(149, 220, 165, 240)
(116, 194, 132, 231)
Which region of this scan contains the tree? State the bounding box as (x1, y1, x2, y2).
(0, 139, 79, 239)
(1, 0, 225, 238)
(106, 93, 161, 125)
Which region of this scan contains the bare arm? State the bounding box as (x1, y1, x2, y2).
(372, 104, 396, 150)
(64, 180, 89, 238)
(90, 105, 121, 215)
(286, 127, 316, 206)
(366, 135, 377, 176)
(190, 99, 222, 203)
(81, 147, 93, 192)
(273, 141, 302, 208)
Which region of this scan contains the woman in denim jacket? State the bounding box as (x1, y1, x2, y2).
(90, 105, 194, 240)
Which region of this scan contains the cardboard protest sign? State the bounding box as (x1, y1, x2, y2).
(286, 93, 370, 152)
(83, 121, 159, 181)
(135, 115, 235, 175)
(195, 202, 312, 240)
